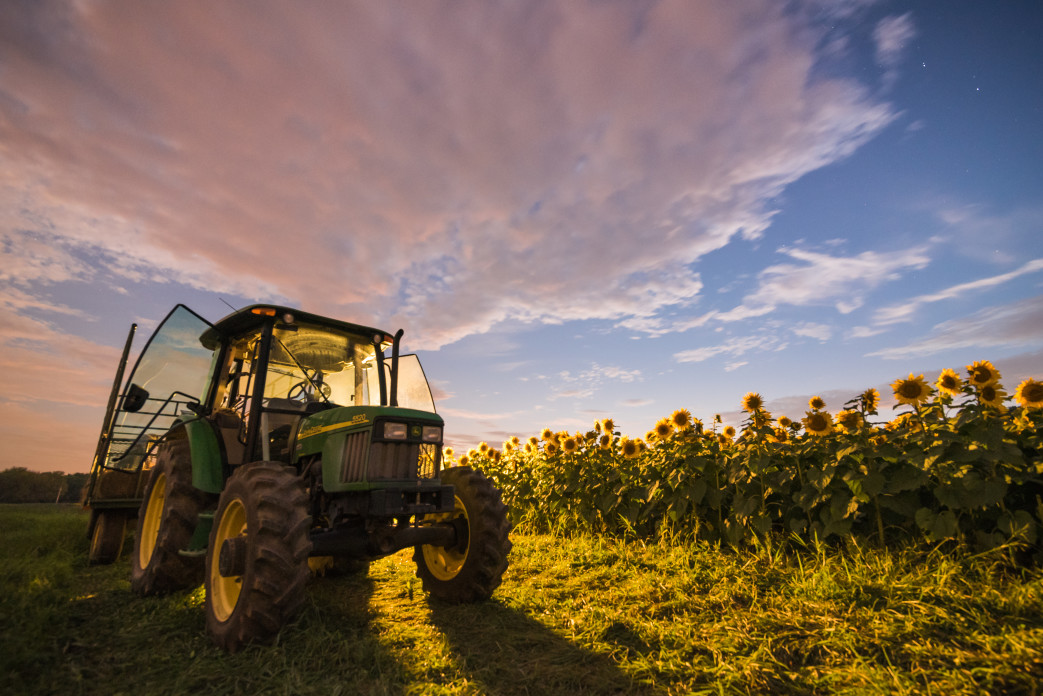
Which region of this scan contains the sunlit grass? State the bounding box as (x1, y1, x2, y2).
(2, 505, 1041, 695)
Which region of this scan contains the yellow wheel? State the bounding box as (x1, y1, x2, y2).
(137, 471, 166, 569)
(88, 510, 128, 565)
(204, 462, 311, 652)
(420, 496, 469, 580)
(131, 434, 214, 595)
(208, 498, 246, 622)
(413, 466, 511, 603)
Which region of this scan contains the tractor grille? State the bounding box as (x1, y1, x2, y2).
(339, 432, 440, 483)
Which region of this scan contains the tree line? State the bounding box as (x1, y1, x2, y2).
(0, 468, 90, 504)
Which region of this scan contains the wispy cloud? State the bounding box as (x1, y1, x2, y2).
(718, 246, 930, 321)
(867, 295, 1043, 359)
(873, 258, 1043, 325)
(675, 333, 786, 364)
(873, 13, 916, 88)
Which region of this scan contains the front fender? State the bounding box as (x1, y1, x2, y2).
(178, 415, 224, 494)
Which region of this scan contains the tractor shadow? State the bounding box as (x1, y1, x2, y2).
(427, 598, 663, 696)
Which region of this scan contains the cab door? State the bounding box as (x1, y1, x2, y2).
(87, 305, 216, 505)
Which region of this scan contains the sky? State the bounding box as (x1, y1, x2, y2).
(2, 0, 1042, 474)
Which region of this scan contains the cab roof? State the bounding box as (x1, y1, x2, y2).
(200, 304, 390, 349)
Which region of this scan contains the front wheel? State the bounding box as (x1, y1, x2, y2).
(414, 466, 511, 603)
(205, 462, 312, 652)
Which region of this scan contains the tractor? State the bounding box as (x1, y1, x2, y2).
(84, 304, 511, 651)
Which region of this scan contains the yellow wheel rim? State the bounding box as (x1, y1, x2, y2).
(138, 472, 166, 569)
(209, 498, 247, 622)
(421, 496, 469, 581)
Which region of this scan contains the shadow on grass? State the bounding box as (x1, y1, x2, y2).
(427, 599, 664, 696)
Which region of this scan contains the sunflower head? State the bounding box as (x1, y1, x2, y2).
(544, 441, 559, 455)
(478, 441, 490, 453)
(936, 368, 962, 397)
(524, 442, 536, 454)
(809, 396, 826, 411)
(467, 448, 478, 460)
(443, 447, 454, 459)
(562, 436, 579, 453)
(860, 388, 880, 413)
(723, 425, 736, 439)
(717, 433, 731, 446)
(670, 409, 692, 430)
(540, 427, 555, 441)
(978, 382, 1008, 408)
(967, 360, 1001, 387)
(741, 392, 764, 413)
(1014, 378, 1043, 409)
(803, 410, 833, 436)
(892, 373, 932, 406)
(600, 418, 616, 434)
(835, 409, 862, 432)
(620, 437, 639, 459)
(502, 440, 514, 453)
(655, 418, 674, 440)
(458, 455, 470, 467)
(777, 415, 793, 429)
(599, 433, 612, 449)
(773, 427, 789, 443)
(527, 436, 539, 447)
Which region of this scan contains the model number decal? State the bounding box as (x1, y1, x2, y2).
(299, 415, 369, 439)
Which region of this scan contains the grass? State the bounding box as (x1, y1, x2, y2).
(2, 505, 1041, 695)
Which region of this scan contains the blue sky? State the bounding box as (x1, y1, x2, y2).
(2, 0, 1041, 472)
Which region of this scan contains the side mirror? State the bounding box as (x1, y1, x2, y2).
(122, 383, 150, 413)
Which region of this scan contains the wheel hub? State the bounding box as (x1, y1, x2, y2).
(218, 535, 248, 577)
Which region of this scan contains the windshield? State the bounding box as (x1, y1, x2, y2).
(217, 321, 380, 409)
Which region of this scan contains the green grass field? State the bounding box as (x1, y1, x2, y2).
(2, 504, 1041, 695)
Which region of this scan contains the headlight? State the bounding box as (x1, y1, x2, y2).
(422, 425, 443, 442)
(383, 422, 408, 439)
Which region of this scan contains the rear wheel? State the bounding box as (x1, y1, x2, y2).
(414, 466, 511, 603)
(131, 436, 214, 594)
(88, 510, 128, 565)
(205, 462, 312, 652)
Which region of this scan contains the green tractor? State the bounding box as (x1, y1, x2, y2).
(84, 304, 511, 651)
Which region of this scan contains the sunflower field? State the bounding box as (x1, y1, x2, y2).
(453, 362, 1043, 559)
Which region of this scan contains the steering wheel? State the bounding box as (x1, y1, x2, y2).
(288, 372, 332, 402)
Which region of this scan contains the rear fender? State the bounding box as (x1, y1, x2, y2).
(179, 415, 224, 494)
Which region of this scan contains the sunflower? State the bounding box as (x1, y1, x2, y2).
(443, 447, 454, 458)
(459, 455, 470, 467)
(809, 396, 826, 411)
(772, 427, 789, 443)
(777, 416, 793, 429)
(935, 368, 962, 397)
(528, 436, 539, 447)
(561, 436, 578, 453)
(655, 418, 674, 440)
(671, 409, 692, 430)
(1015, 378, 1043, 409)
(978, 383, 1007, 408)
(478, 442, 489, 453)
(887, 413, 913, 431)
(524, 442, 536, 455)
(510, 435, 521, 447)
(717, 433, 731, 446)
(742, 392, 764, 413)
(502, 440, 514, 453)
(967, 360, 1001, 387)
(723, 425, 736, 439)
(892, 374, 932, 406)
(860, 388, 880, 413)
(540, 428, 555, 442)
(620, 437, 640, 459)
(467, 448, 478, 460)
(803, 410, 833, 436)
(544, 441, 559, 456)
(599, 433, 612, 450)
(835, 409, 862, 432)
(600, 418, 616, 434)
